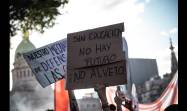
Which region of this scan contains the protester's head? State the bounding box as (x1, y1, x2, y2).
(109, 104, 116, 111)
(46, 109, 54, 111)
(164, 104, 178, 111)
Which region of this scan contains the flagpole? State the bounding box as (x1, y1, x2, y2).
(68, 90, 79, 111)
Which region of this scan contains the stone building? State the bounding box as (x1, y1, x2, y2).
(129, 58, 159, 86)
(77, 93, 102, 111)
(136, 38, 178, 103)
(137, 75, 164, 103)
(120, 38, 159, 98)
(10, 32, 54, 111)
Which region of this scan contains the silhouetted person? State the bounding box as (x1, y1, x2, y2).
(109, 104, 117, 111)
(164, 104, 178, 111)
(114, 86, 134, 111)
(123, 98, 134, 111)
(114, 86, 126, 111)
(69, 90, 79, 111)
(46, 109, 54, 111)
(94, 84, 110, 111)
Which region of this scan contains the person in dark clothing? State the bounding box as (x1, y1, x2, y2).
(164, 104, 178, 111)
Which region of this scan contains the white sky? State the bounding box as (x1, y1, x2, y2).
(10, 0, 178, 99)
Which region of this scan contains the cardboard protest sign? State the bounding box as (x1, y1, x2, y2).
(23, 39, 67, 88)
(66, 23, 127, 90)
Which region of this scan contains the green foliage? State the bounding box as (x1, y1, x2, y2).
(10, 0, 68, 37)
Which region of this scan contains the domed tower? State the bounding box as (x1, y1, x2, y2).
(169, 38, 178, 74)
(12, 31, 36, 91)
(10, 31, 54, 111)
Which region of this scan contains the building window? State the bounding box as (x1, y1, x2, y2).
(92, 104, 96, 107)
(24, 70, 26, 77)
(87, 104, 90, 108)
(20, 70, 22, 78)
(16, 71, 19, 78)
(27, 70, 31, 77)
(27, 70, 29, 77)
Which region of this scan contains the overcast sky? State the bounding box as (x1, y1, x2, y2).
(10, 0, 178, 98)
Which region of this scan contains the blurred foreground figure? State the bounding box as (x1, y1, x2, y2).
(164, 104, 178, 111)
(114, 86, 135, 111)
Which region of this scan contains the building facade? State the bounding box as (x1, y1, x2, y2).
(129, 58, 159, 86)
(77, 93, 102, 111)
(136, 38, 178, 103)
(10, 33, 54, 111)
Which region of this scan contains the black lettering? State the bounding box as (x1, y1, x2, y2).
(73, 34, 86, 42)
(85, 58, 91, 66)
(41, 62, 48, 71)
(84, 54, 117, 66)
(27, 54, 35, 61)
(27, 48, 49, 61)
(108, 67, 113, 76)
(53, 57, 61, 66)
(43, 48, 49, 55)
(54, 68, 64, 78)
(57, 54, 66, 64)
(58, 42, 66, 53)
(79, 48, 84, 56)
(41, 56, 65, 72)
(55, 44, 61, 55)
(84, 56, 100, 66)
(48, 46, 56, 56)
(62, 65, 66, 72)
(48, 42, 66, 56)
(95, 42, 111, 54)
(114, 66, 118, 74)
(88, 32, 95, 40)
(44, 73, 53, 84)
(102, 55, 110, 64)
(73, 71, 85, 82)
(95, 44, 102, 54)
(36, 50, 42, 58)
(48, 45, 59, 56)
(88, 28, 122, 41)
(73, 72, 79, 82)
(46, 59, 54, 69)
(117, 66, 125, 75)
(34, 67, 41, 73)
(110, 54, 117, 61)
(106, 42, 111, 51)
(90, 69, 96, 79)
(104, 29, 111, 38)
(53, 46, 60, 55)
(108, 29, 114, 38)
(103, 67, 108, 77)
(100, 31, 105, 39)
(49, 58, 55, 68)
(79, 71, 85, 79)
(79, 47, 92, 56)
(114, 28, 122, 37)
(96, 67, 102, 78)
(51, 70, 61, 81)
(95, 57, 101, 65)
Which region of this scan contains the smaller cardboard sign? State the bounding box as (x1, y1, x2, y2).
(23, 39, 67, 88)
